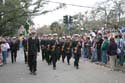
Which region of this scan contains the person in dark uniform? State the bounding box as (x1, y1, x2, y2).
(50, 34, 58, 69)
(55, 37, 61, 61)
(22, 36, 28, 64)
(65, 36, 72, 65)
(27, 31, 40, 75)
(40, 36, 46, 61)
(60, 36, 66, 63)
(44, 35, 52, 65)
(36, 35, 40, 54)
(72, 35, 81, 69)
(73, 39, 82, 69)
(46, 39, 51, 65)
(10, 37, 19, 63)
(43, 35, 49, 63)
(51, 45, 57, 70)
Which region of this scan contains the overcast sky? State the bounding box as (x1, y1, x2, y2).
(33, 0, 104, 27)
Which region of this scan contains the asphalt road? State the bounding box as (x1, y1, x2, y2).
(0, 48, 125, 83)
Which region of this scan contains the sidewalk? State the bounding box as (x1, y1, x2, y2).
(93, 61, 125, 73)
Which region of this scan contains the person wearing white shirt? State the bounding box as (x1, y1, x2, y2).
(1, 39, 10, 64)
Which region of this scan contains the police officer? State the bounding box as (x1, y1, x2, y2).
(27, 31, 40, 75)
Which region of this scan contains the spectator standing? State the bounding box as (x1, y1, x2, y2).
(107, 37, 117, 71)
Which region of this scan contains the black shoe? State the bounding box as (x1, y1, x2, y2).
(68, 63, 70, 65)
(120, 64, 123, 66)
(32, 72, 37, 75)
(15, 59, 16, 62)
(53, 67, 56, 70)
(29, 72, 33, 75)
(25, 61, 28, 64)
(62, 61, 64, 63)
(76, 66, 79, 69)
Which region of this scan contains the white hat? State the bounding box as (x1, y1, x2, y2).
(62, 36, 65, 39)
(98, 30, 102, 34)
(90, 32, 96, 37)
(73, 34, 80, 37)
(53, 33, 58, 36)
(67, 35, 71, 38)
(31, 27, 36, 33)
(13, 37, 16, 39)
(48, 34, 52, 36)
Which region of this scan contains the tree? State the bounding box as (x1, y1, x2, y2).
(50, 22, 62, 34)
(0, 0, 65, 36)
(96, 0, 113, 28)
(110, 0, 125, 23)
(37, 25, 51, 36)
(95, 0, 125, 28)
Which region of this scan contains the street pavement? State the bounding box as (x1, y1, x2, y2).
(0, 48, 125, 83)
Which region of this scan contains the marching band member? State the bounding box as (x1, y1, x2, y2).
(65, 35, 72, 65)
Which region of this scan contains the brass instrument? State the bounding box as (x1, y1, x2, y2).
(47, 45, 50, 51)
(61, 46, 64, 52)
(74, 47, 78, 54)
(52, 45, 55, 51)
(66, 47, 70, 53)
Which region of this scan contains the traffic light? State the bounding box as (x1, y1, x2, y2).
(63, 15, 68, 24)
(69, 16, 73, 24)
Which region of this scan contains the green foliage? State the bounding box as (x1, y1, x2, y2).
(37, 25, 51, 36)
(0, 0, 29, 36)
(50, 22, 61, 34)
(0, 0, 65, 36)
(66, 0, 125, 33)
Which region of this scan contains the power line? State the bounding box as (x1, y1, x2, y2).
(46, 1, 95, 9)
